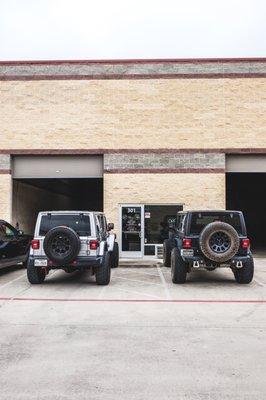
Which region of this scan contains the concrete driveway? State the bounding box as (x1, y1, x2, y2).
(0, 258, 266, 400)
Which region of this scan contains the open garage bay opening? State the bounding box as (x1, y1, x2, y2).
(12, 178, 103, 234)
(11, 155, 104, 234)
(226, 155, 266, 250)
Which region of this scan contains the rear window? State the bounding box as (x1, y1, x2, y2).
(189, 212, 243, 235)
(39, 214, 91, 236)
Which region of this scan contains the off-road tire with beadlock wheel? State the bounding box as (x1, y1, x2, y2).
(43, 226, 81, 266)
(111, 242, 119, 268)
(163, 239, 174, 267)
(171, 247, 187, 284)
(199, 222, 240, 263)
(96, 251, 111, 285)
(27, 261, 46, 284)
(234, 256, 254, 284)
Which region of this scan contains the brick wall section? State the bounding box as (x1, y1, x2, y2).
(104, 173, 225, 240)
(0, 154, 11, 170)
(1, 79, 266, 150)
(104, 153, 225, 171)
(0, 175, 12, 221)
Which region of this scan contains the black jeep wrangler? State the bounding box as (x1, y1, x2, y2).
(163, 210, 254, 284)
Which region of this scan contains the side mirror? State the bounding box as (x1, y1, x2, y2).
(18, 230, 24, 235)
(107, 223, 114, 231)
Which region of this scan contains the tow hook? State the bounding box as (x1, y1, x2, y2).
(193, 261, 200, 268)
(41, 267, 50, 275)
(236, 261, 243, 269)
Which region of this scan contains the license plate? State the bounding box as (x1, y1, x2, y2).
(181, 249, 194, 257)
(34, 259, 47, 267)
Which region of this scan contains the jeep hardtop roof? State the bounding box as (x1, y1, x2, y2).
(38, 211, 104, 215)
(178, 210, 243, 214)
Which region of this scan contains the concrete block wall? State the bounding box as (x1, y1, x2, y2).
(104, 153, 225, 171)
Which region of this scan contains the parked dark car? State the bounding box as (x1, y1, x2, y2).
(0, 220, 32, 270)
(163, 210, 254, 284)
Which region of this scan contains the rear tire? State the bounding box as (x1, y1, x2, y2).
(234, 257, 254, 284)
(171, 248, 187, 284)
(96, 251, 111, 285)
(27, 262, 45, 284)
(22, 252, 29, 268)
(111, 242, 119, 268)
(163, 239, 174, 267)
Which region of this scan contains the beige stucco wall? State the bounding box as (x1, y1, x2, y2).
(104, 173, 225, 239)
(0, 174, 12, 221)
(1, 78, 266, 150)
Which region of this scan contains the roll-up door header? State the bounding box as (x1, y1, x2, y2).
(226, 155, 266, 173)
(13, 155, 103, 178)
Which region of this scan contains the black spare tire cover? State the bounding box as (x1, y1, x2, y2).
(199, 222, 240, 263)
(43, 226, 81, 265)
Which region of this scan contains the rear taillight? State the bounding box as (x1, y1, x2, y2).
(31, 239, 40, 250)
(182, 238, 192, 249)
(89, 240, 99, 250)
(241, 238, 250, 249)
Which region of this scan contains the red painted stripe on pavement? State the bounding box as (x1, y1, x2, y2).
(0, 297, 265, 303)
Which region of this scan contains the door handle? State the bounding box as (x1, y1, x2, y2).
(139, 232, 142, 238)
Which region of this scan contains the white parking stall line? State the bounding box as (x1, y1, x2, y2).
(114, 276, 162, 286)
(254, 279, 265, 287)
(157, 265, 171, 300)
(0, 272, 26, 291)
(115, 287, 162, 299)
(118, 269, 160, 278)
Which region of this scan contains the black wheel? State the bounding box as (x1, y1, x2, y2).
(234, 257, 254, 284)
(27, 261, 45, 284)
(96, 251, 111, 285)
(163, 239, 174, 267)
(171, 247, 187, 284)
(111, 242, 119, 268)
(43, 226, 81, 265)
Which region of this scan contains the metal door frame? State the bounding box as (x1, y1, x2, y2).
(119, 204, 144, 258)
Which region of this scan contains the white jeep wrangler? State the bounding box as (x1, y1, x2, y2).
(27, 211, 118, 285)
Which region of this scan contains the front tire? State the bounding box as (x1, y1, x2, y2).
(96, 251, 111, 285)
(234, 257, 254, 284)
(171, 248, 187, 284)
(111, 242, 119, 268)
(27, 262, 45, 284)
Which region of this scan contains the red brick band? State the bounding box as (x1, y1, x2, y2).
(0, 169, 11, 174)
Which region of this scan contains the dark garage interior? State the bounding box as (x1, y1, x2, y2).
(12, 178, 103, 234)
(226, 173, 266, 249)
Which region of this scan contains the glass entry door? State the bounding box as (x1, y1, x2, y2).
(120, 205, 144, 258)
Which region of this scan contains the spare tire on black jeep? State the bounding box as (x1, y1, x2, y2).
(43, 226, 81, 265)
(199, 221, 240, 263)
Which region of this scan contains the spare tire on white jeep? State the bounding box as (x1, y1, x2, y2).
(43, 226, 81, 265)
(199, 221, 240, 263)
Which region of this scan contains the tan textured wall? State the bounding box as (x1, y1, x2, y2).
(104, 173, 225, 238)
(1, 79, 266, 150)
(0, 174, 12, 221)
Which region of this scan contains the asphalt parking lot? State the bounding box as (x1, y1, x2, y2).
(0, 258, 266, 400)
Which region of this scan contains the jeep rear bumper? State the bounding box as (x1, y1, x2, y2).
(28, 255, 103, 269)
(182, 254, 252, 268)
